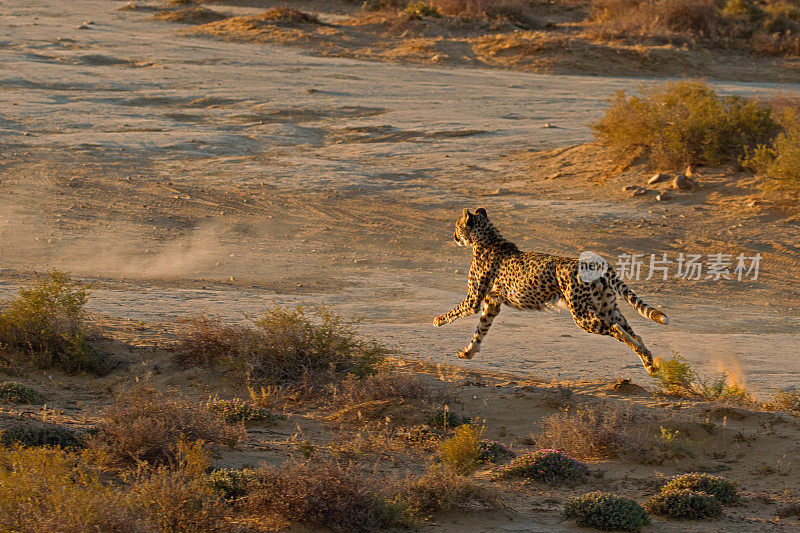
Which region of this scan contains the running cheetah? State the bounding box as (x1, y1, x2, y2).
(433, 208, 669, 374)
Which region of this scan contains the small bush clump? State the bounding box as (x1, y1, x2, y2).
(593, 80, 778, 169)
(535, 404, 638, 459)
(564, 491, 651, 532)
(743, 109, 800, 190)
(153, 6, 227, 24)
(493, 449, 589, 484)
(477, 439, 514, 463)
(176, 306, 384, 386)
(243, 459, 410, 530)
(0, 381, 38, 403)
(661, 473, 739, 505)
(426, 408, 469, 429)
(0, 271, 106, 373)
(0, 423, 85, 449)
(765, 389, 800, 414)
(88, 387, 242, 466)
(397, 465, 492, 517)
(438, 423, 483, 474)
(645, 488, 722, 519)
(0, 446, 140, 532)
(403, 1, 441, 19)
(209, 468, 257, 501)
(206, 397, 280, 423)
(259, 7, 320, 25)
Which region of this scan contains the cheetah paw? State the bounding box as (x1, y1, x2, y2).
(433, 315, 448, 327)
(457, 349, 475, 360)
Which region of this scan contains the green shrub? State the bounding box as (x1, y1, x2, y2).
(766, 389, 800, 414)
(564, 492, 651, 532)
(593, 80, 778, 169)
(88, 388, 242, 467)
(477, 440, 514, 463)
(0, 381, 38, 403)
(493, 449, 589, 484)
(176, 306, 384, 385)
(743, 109, 800, 189)
(652, 355, 755, 404)
(403, 1, 441, 19)
(209, 468, 257, 500)
(426, 408, 470, 430)
(0, 271, 107, 373)
(438, 423, 483, 474)
(661, 473, 739, 504)
(645, 488, 722, 519)
(0, 423, 85, 449)
(206, 397, 280, 423)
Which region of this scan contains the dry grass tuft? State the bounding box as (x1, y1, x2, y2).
(243, 459, 411, 530)
(176, 306, 384, 387)
(398, 465, 493, 517)
(534, 404, 643, 459)
(587, 0, 724, 43)
(258, 7, 320, 25)
(153, 6, 228, 24)
(88, 387, 242, 467)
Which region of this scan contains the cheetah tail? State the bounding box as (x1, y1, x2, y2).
(609, 276, 670, 325)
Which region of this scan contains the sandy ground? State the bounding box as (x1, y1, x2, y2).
(1, 0, 800, 398)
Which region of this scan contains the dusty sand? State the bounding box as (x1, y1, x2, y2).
(1, 0, 799, 396)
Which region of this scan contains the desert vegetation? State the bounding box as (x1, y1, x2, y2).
(564, 491, 651, 531)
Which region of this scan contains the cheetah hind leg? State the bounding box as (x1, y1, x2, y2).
(610, 324, 657, 375)
(458, 300, 501, 359)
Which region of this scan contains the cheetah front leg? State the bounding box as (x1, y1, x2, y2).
(433, 267, 495, 327)
(457, 299, 502, 359)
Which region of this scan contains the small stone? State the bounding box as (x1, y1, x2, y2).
(543, 123, 555, 128)
(648, 172, 671, 185)
(76, 24, 90, 29)
(673, 174, 696, 190)
(656, 192, 671, 201)
(685, 164, 694, 177)
(491, 187, 510, 195)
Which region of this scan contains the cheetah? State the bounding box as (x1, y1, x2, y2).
(433, 208, 669, 374)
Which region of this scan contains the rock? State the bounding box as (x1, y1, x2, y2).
(672, 174, 696, 190)
(685, 164, 694, 177)
(656, 192, 671, 201)
(543, 123, 555, 128)
(622, 185, 649, 197)
(648, 172, 671, 185)
(490, 187, 510, 195)
(76, 24, 90, 29)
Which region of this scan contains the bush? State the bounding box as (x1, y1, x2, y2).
(426, 408, 469, 429)
(766, 389, 800, 414)
(397, 465, 492, 517)
(209, 468, 257, 500)
(493, 449, 589, 484)
(403, 1, 440, 19)
(743, 109, 800, 189)
(426, 0, 539, 27)
(535, 404, 638, 459)
(645, 488, 722, 519)
(661, 473, 739, 504)
(0, 381, 38, 403)
(259, 7, 320, 24)
(588, 0, 725, 42)
(564, 492, 651, 532)
(331, 370, 432, 405)
(438, 423, 483, 474)
(477, 440, 514, 463)
(0, 271, 106, 373)
(153, 6, 227, 24)
(129, 440, 229, 532)
(243, 459, 410, 530)
(593, 80, 778, 170)
(0, 446, 141, 532)
(0, 423, 85, 449)
(176, 307, 384, 386)
(652, 355, 755, 404)
(205, 397, 280, 423)
(88, 388, 242, 466)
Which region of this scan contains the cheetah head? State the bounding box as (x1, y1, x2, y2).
(453, 208, 489, 247)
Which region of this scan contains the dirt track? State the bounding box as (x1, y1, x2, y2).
(2, 0, 800, 394)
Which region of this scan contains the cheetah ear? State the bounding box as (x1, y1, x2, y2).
(462, 208, 471, 217)
(462, 208, 475, 227)
(475, 208, 487, 217)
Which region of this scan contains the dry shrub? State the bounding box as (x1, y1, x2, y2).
(535, 404, 641, 459)
(743, 108, 800, 190)
(129, 440, 230, 532)
(765, 389, 800, 414)
(398, 465, 492, 516)
(1, 422, 85, 449)
(330, 370, 433, 405)
(153, 6, 228, 24)
(427, 0, 539, 27)
(243, 459, 410, 530)
(587, 0, 724, 43)
(0, 271, 107, 373)
(176, 306, 384, 386)
(88, 387, 242, 467)
(0, 446, 143, 532)
(593, 80, 778, 169)
(438, 423, 483, 474)
(258, 7, 320, 25)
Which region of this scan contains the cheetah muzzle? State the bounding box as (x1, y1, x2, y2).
(433, 208, 669, 375)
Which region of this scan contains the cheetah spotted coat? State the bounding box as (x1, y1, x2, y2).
(433, 208, 669, 374)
